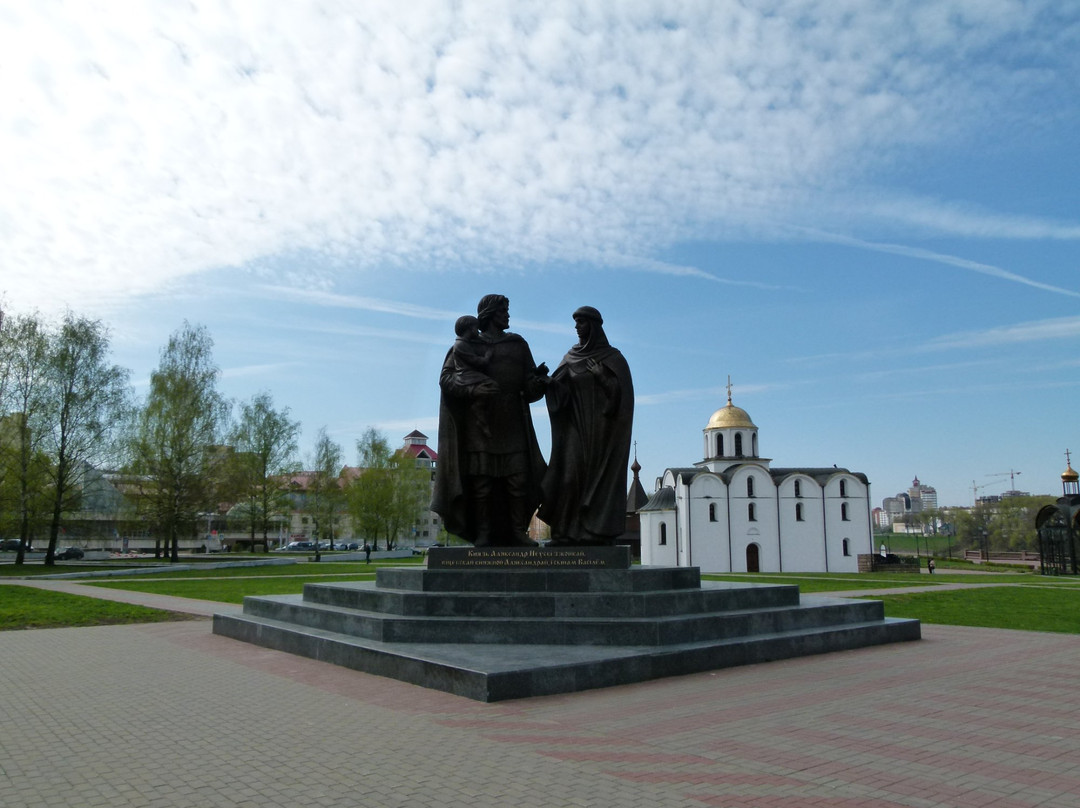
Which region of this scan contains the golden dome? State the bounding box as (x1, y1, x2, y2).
(1063, 464, 1079, 483)
(706, 401, 756, 430)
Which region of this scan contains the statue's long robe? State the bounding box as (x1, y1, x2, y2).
(431, 332, 547, 544)
(539, 336, 633, 544)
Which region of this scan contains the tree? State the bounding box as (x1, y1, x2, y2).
(129, 323, 228, 562)
(0, 312, 52, 564)
(994, 495, 1055, 552)
(947, 496, 1053, 559)
(950, 503, 994, 557)
(40, 314, 131, 565)
(305, 428, 344, 562)
(347, 427, 431, 550)
(229, 392, 300, 551)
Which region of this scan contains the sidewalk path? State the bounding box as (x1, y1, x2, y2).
(815, 581, 1007, 598)
(2, 585, 1080, 806)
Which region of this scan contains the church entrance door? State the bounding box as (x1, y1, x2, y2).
(746, 543, 760, 573)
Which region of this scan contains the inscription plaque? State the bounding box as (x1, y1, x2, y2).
(427, 546, 631, 570)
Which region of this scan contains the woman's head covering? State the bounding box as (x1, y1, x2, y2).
(572, 306, 603, 325)
(570, 306, 609, 355)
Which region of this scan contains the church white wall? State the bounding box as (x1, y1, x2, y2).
(686, 474, 730, 572)
(776, 475, 828, 572)
(822, 474, 869, 573)
(727, 466, 779, 572)
(640, 507, 678, 567)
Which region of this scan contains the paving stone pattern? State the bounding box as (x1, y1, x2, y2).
(2, 617, 1078, 807)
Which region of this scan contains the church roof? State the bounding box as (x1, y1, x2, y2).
(666, 465, 869, 487)
(640, 486, 676, 512)
(769, 467, 869, 485)
(706, 386, 756, 430)
(626, 461, 649, 513)
(706, 401, 756, 430)
(670, 467, 705, 484)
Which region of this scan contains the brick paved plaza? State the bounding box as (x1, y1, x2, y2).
(2, 605, 1079, 808)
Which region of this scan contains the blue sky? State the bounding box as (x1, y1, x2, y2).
(3, 1, 1078, 508)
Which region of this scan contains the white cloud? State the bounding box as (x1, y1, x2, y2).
(925, 315, 1080, 350)
(856, 197, 1080, 240)
(2, 1, 1076, 313)
(798, 229, 1080, 298)
(255, 286, 457, 322)
(254, 285, 569, 335)
(795, 314, 1080, 366)
(220, 362, 301, 381)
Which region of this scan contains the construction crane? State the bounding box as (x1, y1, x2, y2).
(987, 469, 1022, 491)
(971, 479, 1001, 505)
(972, 470, 1022, 505)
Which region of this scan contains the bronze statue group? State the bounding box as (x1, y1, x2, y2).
(432, 294, 633, 548)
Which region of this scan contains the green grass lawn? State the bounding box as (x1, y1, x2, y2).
(0, 563, 129, 577)
(0, 586, 189, 631)
(701, 570, 1040, 591)
(0, 556, 421, 579)
(87, 573, 376, 603)
(701, 574, 931, 592)
(868, 585, 1080, 634)
(6, 560, 1080, 633)
(877, 533, 959, 556)
(86, 561, 382, 579)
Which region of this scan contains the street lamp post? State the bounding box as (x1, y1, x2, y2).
(980, 528, 989, 563)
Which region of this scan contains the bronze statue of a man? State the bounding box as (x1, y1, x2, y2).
(432, 294, 549, 547)
(539, 306, 634, 545)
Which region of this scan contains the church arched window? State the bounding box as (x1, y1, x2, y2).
(752, 433, 758, 456)
(716, 434, 723, 456)
(843, 538, 851, 556)
(735, 433, 743, 457)
(746, 476, 755, 497)
(839, 479, 848, 497)
(795, 503, 804, 521)
(748, 503, 757, 522)
(841, 502, 850, 521)
(659, 523, 667, 545)
(794, 480, 802, 498)
(708, 503, 717, 522)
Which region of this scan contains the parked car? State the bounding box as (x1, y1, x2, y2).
(0, 539, 22, 552)
(284, 541, 316, 551)
(55, 547, 85, 560)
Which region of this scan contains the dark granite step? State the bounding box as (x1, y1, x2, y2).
(301, 579, 800, 618)
(212, 564, 921, 701)
(212, 608, 921, 702)
(239, 590, 882, 646)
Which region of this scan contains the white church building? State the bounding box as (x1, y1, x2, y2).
(640, 389, 873, 573)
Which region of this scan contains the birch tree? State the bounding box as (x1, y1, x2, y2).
(305, 427, 344, 562)
(41, 314, 131, 564)
(0, 312, 52, 563)
(229, 392, 300, 551)
(130, 323, 228, 562)
(348, 427, 430, 550)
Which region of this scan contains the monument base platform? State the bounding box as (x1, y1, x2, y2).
(213, 561, 920, 702)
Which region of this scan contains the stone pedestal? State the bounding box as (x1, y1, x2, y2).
(213, 556, 919, 702)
